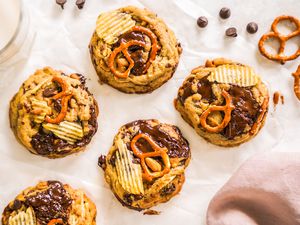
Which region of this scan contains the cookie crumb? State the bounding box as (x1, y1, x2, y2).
(143, 209, 161, 215)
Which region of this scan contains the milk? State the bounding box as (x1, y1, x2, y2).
(0, 0, 21, 50)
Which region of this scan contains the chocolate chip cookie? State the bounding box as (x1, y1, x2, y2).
(98, 119, 190, 211)
(1, 180, 96, 225)
(9, 67, 99, 158)
(174, 58, 269, 147)
(89, 6, 182, 93)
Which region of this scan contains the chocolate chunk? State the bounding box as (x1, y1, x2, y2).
(11, 199, 22, 210)
(160, 183, 176, 196)
(246, 22, 258, 34)
(219, 7, 231, 19)
(56, 0, 67, 9)
(76, 0, 85, 9)
(98, 155, 107, 170)
(25, 181, 72, 225)
(225, 27, 237, 37)
(42, 87, 56, 97)
(179, 77, 215, 104)
(197, 16, 208, 28)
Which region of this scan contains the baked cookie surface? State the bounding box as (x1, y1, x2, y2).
(1, 180, 96, 225)
(89, 6, 182, 93)
(98, 119, 190, 211)
(9, 67, 98, 158)
(174, 58, 269, 147)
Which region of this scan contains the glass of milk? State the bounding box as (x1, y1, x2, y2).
(0, 0, 34, 67)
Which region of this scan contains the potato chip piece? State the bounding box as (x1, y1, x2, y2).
(115, 139, 144, 195)
(96, 11, 136, 44)
(207, 64, 260, 87)
(43, 121, 83, 144)
(8, 207, 36, 225)
(31, 99, 51, 123)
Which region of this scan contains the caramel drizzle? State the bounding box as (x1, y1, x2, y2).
(108, 26, 158, 79)
(292, 65, 300, 101)
(130, 133, 170, 182)
(258, 15, 300, 64)
(45, 76, 72, 124)
(200, 90, 235, 133)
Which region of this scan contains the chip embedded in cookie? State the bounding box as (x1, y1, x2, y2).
(9, 67, 99, 158)
(1, 181, 96, 225)
(98, 119, 191, 211)
(89, 6, 182, 94)
(174, 58, 269, 147)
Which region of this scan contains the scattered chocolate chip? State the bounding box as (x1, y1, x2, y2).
(219, 7, 231, 19)
(76, 0, 85, 9)
(197, 16, 208, 28)
(246, 22, 258, 34)
(56, 0, 67, 9)
(98, 155, 107, 170)
(225, 27, 237, 37)
(43, 87, 56, 97)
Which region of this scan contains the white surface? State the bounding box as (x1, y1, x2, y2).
(0, 0, 299, 225)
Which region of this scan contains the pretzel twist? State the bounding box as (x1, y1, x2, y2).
(47, 218, 64, 225)
(200, 90, 235, 133)
(292, 65, 300, 101)
(108, 26, 158, 79)
(45, 76, 72, 124)
(258, 15, 300, 64)
(130, 133, 170, 182)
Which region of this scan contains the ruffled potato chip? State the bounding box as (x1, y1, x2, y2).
(96, 11, 136, 44)
(31, 99, 51, 123)
(207, 64, 260, 87)
(43, 121, 83, 144)
(8, 207, 36, 225)
(115, 139, 144, 195)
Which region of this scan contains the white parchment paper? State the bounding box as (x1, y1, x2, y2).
(0, 0, 300, 224)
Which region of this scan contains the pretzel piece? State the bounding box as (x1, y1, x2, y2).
(130, 133, 170, 182)
(200, 90, 235, 133)
(47, 218, 64, 225)
(258, 15, 300, 64)
(292, 65, 300, 100)
(250, 97, 269, 135)
(45, 95, 72, 124)
(108, 26, 158, 79)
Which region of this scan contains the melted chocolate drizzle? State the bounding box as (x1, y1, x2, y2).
(222, 86, 261, 139)
(25, 181, 72, 225)
(125, 120, 190, 158)
(113, 31, 147, 76)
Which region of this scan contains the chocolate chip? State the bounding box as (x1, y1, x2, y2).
(225, 27, 237, 37)
(98, 155, 107, 170)
(219, 7, 231, 19)
(11, 200, 22, 210)
(76, 0, 85, 9)
(246, 22, 258, 34)
(56, 0, 67, 9)
(197, 16, 208, 28)
(43, 88, 56, 97)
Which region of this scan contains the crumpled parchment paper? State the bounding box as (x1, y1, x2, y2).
(0, 0, 299, 224)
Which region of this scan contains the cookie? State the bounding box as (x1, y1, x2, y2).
(174, 58, 269, 147)
(89, 6, 182, 94)
(98, 119, 190, 210)
(9, 67, 99, 158)
(1, 180, 96, 225)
